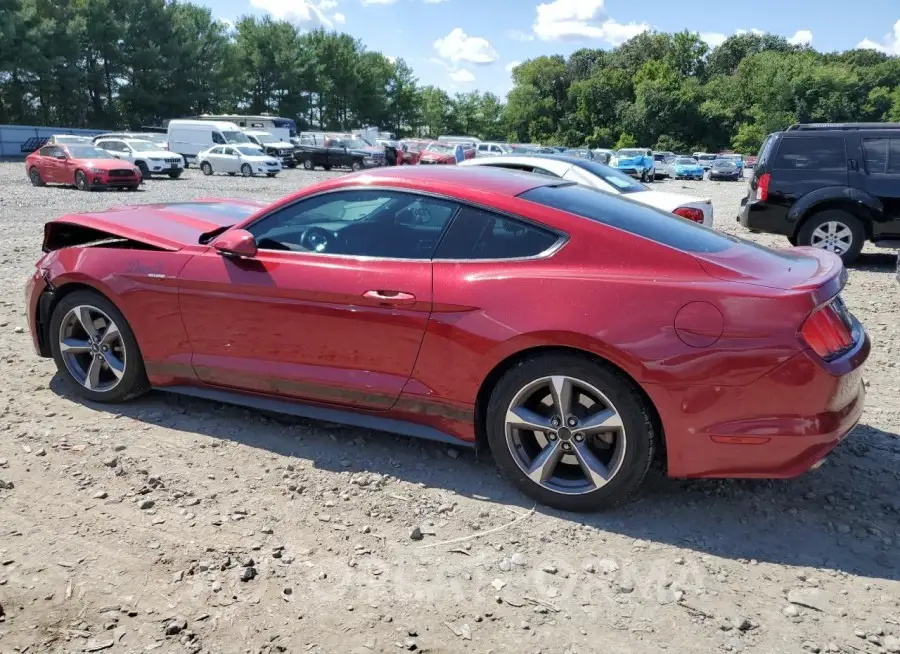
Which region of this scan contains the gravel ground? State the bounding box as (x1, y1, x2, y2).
(0, 162, 898, 654)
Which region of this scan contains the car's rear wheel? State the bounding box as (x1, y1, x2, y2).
(201, 161, 213, 176)
(323, 164, 333, 171)
(241, 163, 253, 177)
(303, 159, 315, 170)
(798, 210, 865, 264)
(74, 170, 90, 191)
(485, 353, 656, 512)
(351, 161, 363, 172)
(49, 290, 149, 403)
(29, 167, 45, 186)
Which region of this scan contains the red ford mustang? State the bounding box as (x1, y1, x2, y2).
(25, 144, 141, 191)
(25, 167, 869, 511)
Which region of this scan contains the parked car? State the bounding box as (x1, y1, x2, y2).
(295, 136, 384, 171)
(26, 166, 868, 511)
(25, 143, 140, 191)
(695, 153, 717, 170)
(739, 122, 900, 263)
(653, 151, 676, 179)
(458, 154, 714, 226)
(672, 156, 705, 180)
(709, 156, 743, 181)
(94, 138, 184, 179)
(243, 130, 298, 168)
(610, 148, 655, 182)
(197, 145, 281, 177)
(417, 142, 458, 165)
(167, 119, 255, 167)
(398, 140, 426, 165)
(592, 148, 615, 164)
(563, 148, 598, 161)
(93, 132, 169, 150)
(46, 135, 94, 146)
(475, 142, 514, 157)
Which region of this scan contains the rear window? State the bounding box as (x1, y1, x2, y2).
(518, 184, 736, 254)
(773, 136, 845, 171)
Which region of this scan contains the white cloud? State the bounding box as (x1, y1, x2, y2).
(218, 17, 236, 32)
(386, 55, 397, 63)
(434, 28, 499, 64)
(449, 68, 475, 83)
(788, 29, 813, 45)
(532, 0, 648, 44)
(735, 28, 764, 36)
(249, 0, 344, 28)
(857, 19, 900, 55)
(699, 32, 727, 48)
(505, 60, 521, 72)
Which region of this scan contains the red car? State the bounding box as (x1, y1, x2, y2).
(26, 143, 141, 191)
(398, 140, 427, 165)
(26, 167, 868, 511)
(417, 142, 458, 164)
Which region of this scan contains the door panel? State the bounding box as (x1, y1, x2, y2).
(177, 250, 434, 410)
(768, 135, 849, 215)
(855, 136, 900, 237)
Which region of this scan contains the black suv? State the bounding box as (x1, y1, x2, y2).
(738, 123, 900, 263)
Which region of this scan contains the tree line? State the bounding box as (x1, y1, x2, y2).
(1, 0, 898, 154)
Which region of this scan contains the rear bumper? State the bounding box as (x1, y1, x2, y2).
(650, 330, 870, 479)
(738, 197, 794, 236)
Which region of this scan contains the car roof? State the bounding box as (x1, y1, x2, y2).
(326, 165, 568, 197)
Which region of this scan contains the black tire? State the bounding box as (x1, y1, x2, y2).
(135, 161, 150, 179)
(241, 163, 253, 177)
(29, 167, 45, 186)
(303, 159, 315, 170)
(640, 169, 648, 183)
(351, 160, 363, 172)
(266, 173, 277, 177)
(167, 170, 182, 179)
(287, 162, 297, 169)
(485, 353, 656, 512)
(201, 161, 213, 176)
(75, 169, 90, 191)
(48, 290, 149, 403)
(323, 164, 333, 171)
(796, 209, 865, 264)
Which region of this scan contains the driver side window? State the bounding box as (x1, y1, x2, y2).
(247, 190, 458, 259)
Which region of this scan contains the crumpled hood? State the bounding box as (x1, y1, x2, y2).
(42, 199, 270, 252)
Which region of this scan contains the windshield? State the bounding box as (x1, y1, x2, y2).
(128, 141, 158, 152)
(698, 154, 716, 161)
(573, 160, 647, 194)
(675, 157, 696, 165)
(236, 146, 265, 156)
(343, 139, 371, 149)
(222, 131, 251, 144)
(617, 149, 644, 157)
(713, 158, 735, 164)
(66, 146, 115, 159)
(426, 143, 453, 153)
(55, 136, 92, 144)
(251, 132, 276, 142)
(722, 155, 742, 162)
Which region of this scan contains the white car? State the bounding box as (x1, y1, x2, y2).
(94, 138, 184, 178)
(45, 134, 94, 146)
(458, 154, 714, 227)
(197, 145, 281, 177)
(475, 142, 514, 157)
(653, 151, 676, 179)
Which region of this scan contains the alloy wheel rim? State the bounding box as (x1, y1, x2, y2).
(58, 305, 126, 393)
(30, 169, 40, 183)
(242, 165, 251, 176)
(76, 172, 86, 189)
(504, 375, 627, 496)
(810, 221, 852, 255)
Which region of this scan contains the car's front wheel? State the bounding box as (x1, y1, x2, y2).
(200, 161, 213, 176)
(303, 159, 315, 170)
(485, 353, 656, 512)
(241, 163, 253, 177)
(74, 170, 90, 191)
(798, 210, 865, 264)
(49, 290, 149, 403)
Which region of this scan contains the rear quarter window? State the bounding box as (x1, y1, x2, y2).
(518, 184, 736, 254)
(772, 136, 846, 172)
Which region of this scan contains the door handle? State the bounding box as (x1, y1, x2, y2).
(363, 290, 416, 305)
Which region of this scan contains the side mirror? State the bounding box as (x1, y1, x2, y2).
(212, 229, 258, 258)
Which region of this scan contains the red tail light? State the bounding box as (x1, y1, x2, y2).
(800, 298, 854, 360)
(756, 172, 770, 201)
(672, 207, 704, 223)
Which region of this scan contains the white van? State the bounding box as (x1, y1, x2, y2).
(166, 120, 255, 166)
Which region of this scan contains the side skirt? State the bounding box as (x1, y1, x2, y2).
(161, 385, 473, 448)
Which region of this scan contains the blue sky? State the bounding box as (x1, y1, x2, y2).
(203, 0, 900, 96)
